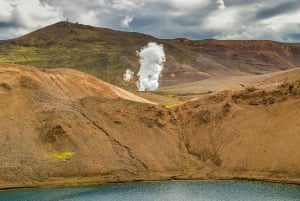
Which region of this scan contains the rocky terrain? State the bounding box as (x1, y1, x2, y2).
(1, 21, 300, 87)
(0, 64, 300, 189)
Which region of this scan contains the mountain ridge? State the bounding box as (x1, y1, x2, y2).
(0, 21, 300, 87)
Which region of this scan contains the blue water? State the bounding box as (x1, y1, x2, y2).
(0, 180, 300, 201)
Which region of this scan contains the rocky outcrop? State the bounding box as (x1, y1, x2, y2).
(0, 64, 299, 189)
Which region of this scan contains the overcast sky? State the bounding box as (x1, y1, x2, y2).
(0, 0, 300, 41)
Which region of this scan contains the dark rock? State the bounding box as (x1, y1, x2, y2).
(113, 120, 122, 124)
(20, 76, 39, 89)
(0, 82, 12, 91)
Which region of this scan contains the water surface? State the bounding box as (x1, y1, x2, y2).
(0, 180, 300, 201)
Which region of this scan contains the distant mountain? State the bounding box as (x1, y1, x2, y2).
(170, 38, 300, 74)
(0, 21, 299, 87)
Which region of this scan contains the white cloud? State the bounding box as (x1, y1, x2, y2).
(120, 16, 133, 28)
(217, 0, 226, 10)
(17, 0, 62, 26)
(170, 0, 210, 9)
(0, 0, 62, 38)
(78, 10, 98, 25)
(260, 11, 300, 31)
(110, 0, 142, 11)
(0, 1, 14, 17)
(0, 0, 299, 41)
(207, 2, 300, 42)
(203, 8, 237, 31)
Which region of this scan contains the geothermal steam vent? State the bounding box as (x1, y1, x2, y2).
(123, 69, 134, 82)
(136, 42, 166, 91)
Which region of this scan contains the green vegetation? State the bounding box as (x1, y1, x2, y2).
(182, 156, 198, 171)
(165, 103, 176, 109)
(0, 21, 197, 85)
(52, 151, 74, 160)
(124, 78, 137, 88)
(167, 93, 180, 101)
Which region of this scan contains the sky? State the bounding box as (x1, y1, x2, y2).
(0, 0, 300, 41)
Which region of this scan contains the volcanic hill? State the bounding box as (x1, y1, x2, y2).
(0, 64, 300, 189)
(1, 21, 300, 87)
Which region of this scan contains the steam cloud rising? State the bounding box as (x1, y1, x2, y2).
(123, 69, 134, 82)
(136, 42, 166, 91)
(217, 0, 226, 10)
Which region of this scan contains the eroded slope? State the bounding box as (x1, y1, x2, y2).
(0, 64, 300, 189)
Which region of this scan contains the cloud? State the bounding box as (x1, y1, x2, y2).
(120, 16, 133, 28)
(0, 0, 62, 38)
(217, 0, 226, 10)
(255, 1, 300, 20)
(108, 0, 141, 11)
(78, 11, 98, 25)
(0, 7, 23, 29)
(0, 0, 299, 42)
(203, 8, 238, 31)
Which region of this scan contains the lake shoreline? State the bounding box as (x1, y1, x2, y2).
(1, 176, 300, 192)
(2, 179, 300, 201)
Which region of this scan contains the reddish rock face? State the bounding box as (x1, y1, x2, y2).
(1, 64, 300, 189)
(171, 39, 300, 73)
(1, 22, 300, 88)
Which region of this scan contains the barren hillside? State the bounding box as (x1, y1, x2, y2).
(171, 39, 300, 74)
(0, 22, 300, 87)
(0, 64, 300, 189)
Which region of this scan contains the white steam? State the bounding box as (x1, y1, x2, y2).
(217, 0, 226, 10)
(123, 69, 134, 82)
(136, 42, 166, 91)
(121, 16, 133, 28)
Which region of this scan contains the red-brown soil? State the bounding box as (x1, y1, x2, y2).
(1, 22, 300, 87)
(0, 64, 300, 189)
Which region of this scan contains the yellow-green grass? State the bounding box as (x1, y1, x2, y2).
(167, 93, 180, 101)
(0, 22, 197, 85)
(165, 103, 176, 109)
(52, 151, 74, 160)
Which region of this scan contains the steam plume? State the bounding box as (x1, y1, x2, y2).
(136, 42, 166, 91)
(121, 16, 133, 28)
(123, 69, 134, 82)
(217, 0, 226, 10)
